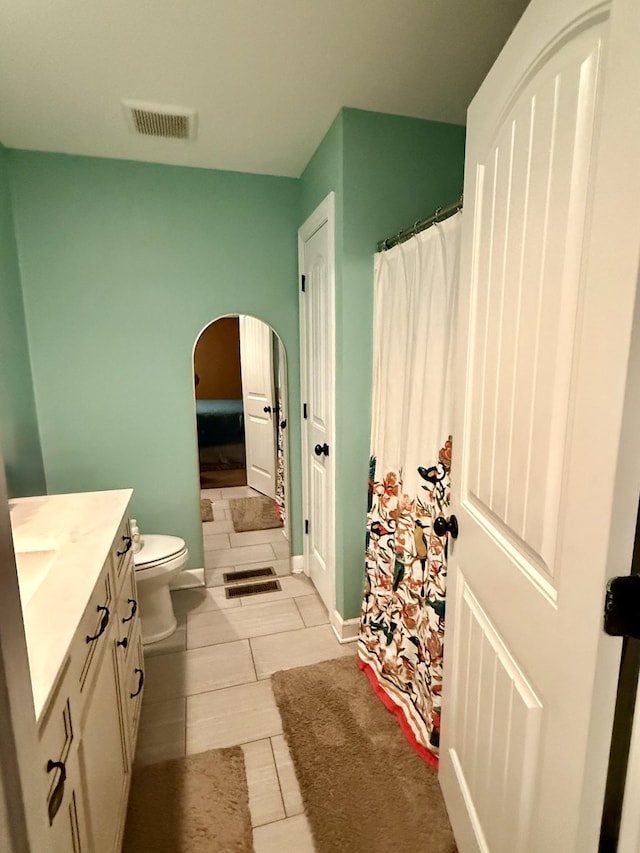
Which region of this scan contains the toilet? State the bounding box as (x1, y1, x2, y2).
(133, 533, 189, 644)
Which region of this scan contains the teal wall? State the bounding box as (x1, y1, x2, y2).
(0, 145, 45, 497)
(8, 152, 301, 568)
(3, 108, 464, 615)
(300, 108, 465, 619)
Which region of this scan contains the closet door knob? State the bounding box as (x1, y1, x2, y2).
(314, 443, 329, 457)
(433, 515, 459, 539)
(263, 405, 272, 414)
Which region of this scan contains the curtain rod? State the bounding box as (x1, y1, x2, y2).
(377, 195, 463, 252)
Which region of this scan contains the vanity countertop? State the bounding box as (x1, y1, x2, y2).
(9, 489, 133, 723)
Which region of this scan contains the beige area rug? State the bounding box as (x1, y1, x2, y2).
(229, 495, 283, 532)
(200, 498, 213, 522)
(272, 657, 457, 853)
(122, 746, 253, 853)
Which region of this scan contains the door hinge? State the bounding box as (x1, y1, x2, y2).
(303, 403, 308, 419)
(301, 274, 306, 293)
(305, 519, 309, 535)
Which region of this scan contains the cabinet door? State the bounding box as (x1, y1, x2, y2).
(124, 627, 145, 755)
(80, 642, 129, 853)
(46, 746, 88, 853)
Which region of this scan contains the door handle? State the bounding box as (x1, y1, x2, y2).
(314, 443, 329, 457)
(263, 405, 272, 414)
(604, 576, 640, 638)
(433, 515, 459, 539)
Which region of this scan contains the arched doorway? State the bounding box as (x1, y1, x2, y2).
(193, 315, 291, 590)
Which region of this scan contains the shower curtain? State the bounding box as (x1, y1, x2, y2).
(358, 213, 462, 767)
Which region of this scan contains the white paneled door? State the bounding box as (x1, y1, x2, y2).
(441, 0, 640, 850)
(298, 194, 336, 613)
(240, 315, 276, 499)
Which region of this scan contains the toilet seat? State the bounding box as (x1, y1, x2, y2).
(134, 534, 187, 570)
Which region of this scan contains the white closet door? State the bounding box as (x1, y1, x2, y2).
(240, 316, 276, 499)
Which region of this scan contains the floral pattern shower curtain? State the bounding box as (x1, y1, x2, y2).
(358, 213, 462, 767)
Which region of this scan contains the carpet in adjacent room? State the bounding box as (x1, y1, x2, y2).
(272, 656, 457, 853)
(229, 495, 283, 532)
(122, 746, 253, 853)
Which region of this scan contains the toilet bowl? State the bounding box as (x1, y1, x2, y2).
(133, 534, 189, 644)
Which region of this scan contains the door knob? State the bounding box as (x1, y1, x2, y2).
(314, 443, 330, 457)
(263, 406, 272, 414)
(604, 576, 640, 638)
(433, 515, 459, 539)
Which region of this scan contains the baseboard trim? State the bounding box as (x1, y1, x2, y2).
(291, 554, 305, 574)
(330, 610, 360, 644)
(170, 568, 205, 590)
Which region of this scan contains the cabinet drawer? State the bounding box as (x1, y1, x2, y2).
(111, 515, 132, 592)
(114, 563, 139, 669)
(77, 564, 113, 700)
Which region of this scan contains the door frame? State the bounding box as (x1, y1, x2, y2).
(191, 314, 292, 557)
(298, 192, 337, 615)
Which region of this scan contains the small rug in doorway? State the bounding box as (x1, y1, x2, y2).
(272, 656, 457, 853)
(200, 498, 213, 523)
(122, 746, 253, 853)
(229, 495, 283, 532)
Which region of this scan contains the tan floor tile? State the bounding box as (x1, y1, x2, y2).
(142, 622, 187, 657)
(143, 639, 255, 702)
(271, 735, 304, 817)
(228, 559, 291, 584)
(172, 586, 241, 619)
(187, 599, 304, 649)
(220, 486, 262, 499)
(250, 624, 356, 680)
(202, 532, 230, 550)
(134, 697, 185, 767)
(201, 518, 235, 534)
(206, 543, 276, 569)
(213, 499, 230, 515)
(186, 680, 282, 753)
(242, 739, 286, 827)
(271, 540, 290, 560)
(238, 573, 315, 604)
(229, 528, 287, 548)
(253, 814, 315, 853)
(200, 488, 223, 500)
(294, 594, 329, 628)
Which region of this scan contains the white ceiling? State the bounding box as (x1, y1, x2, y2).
(0, 0, 530, 178)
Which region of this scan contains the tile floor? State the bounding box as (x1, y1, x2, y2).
(135, 485, 356, 852)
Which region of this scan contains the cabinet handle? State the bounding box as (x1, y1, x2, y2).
(85, 605, 110, 643)
(46, 759, 66, 825)
(117, 637, 128, 649)
(117, 536, 132, 557)
(130, 668, 144, 698)
(122, 599, 137, 623)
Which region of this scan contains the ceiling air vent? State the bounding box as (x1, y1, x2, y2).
(122, 100, 197, 141)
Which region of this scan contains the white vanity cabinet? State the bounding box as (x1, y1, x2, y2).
(25, 493, 144, 853)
